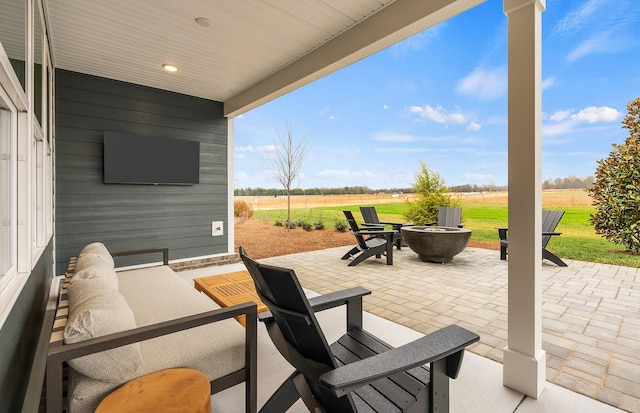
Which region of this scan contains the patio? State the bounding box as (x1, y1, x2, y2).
(179, 246, 639, 412)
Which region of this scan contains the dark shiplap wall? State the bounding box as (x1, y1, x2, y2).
(0, 241, 52, 413)
(55, 70, 229, 273)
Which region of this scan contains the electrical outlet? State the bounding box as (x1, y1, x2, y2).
(211, 221, 224, 236)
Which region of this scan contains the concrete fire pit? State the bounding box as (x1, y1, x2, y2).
(401, 226, 472, 263)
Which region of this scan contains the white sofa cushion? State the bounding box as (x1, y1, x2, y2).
(117, 266, 246, 375)
(67, 265, 248, 413)
(70, 259, 119, 291)
(64, 278, 142, 383)
(79, 242, 114, 267)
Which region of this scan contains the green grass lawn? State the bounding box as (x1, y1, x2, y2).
(252, 202, 640, 267)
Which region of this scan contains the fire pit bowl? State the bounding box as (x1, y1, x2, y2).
(401, 226, 472, 263)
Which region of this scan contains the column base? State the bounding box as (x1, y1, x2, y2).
(503, 347, 546, 398)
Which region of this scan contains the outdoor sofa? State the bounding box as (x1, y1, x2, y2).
(46, 243, 257, 413)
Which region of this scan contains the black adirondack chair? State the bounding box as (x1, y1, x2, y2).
(437, 206, 465, 228)
(419, 206, 464, 228)
(359, 206, 409, 250)
(239, 247, 480, 413)
(341, 210, 396, 266)
(497, 209, 567, 267)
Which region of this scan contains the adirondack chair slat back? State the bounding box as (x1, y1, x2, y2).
(239, 248, 357, 412)
(360, 206, 379, 224)
(542, 210, 564, 248)
(438, 207, 463, 227)
(343, 210, 368, 250)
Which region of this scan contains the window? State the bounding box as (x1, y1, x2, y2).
(33, 0, 44, 126)
(0, 86, 18, 307)
(1, 0, 55, 323)
(32, 131, 46, 250)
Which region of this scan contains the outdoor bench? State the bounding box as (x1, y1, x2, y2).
(45, 243, 257, 413)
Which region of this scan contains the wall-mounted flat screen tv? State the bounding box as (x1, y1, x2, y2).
(104, 131, 200, 185)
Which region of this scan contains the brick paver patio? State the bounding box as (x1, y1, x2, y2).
(258, 246, 640, 413)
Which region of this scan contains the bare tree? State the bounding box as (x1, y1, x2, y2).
(267, 122, 309, 229)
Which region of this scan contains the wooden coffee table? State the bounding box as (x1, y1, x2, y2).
(194, 271, 267, 326)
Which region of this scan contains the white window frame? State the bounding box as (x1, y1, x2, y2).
(32, 125, 45, 254)
(0, 83, 20, 320)
(0, 0, 55, 326)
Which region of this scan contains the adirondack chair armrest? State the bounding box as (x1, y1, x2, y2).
(259, 287, 372, 329)
(360, 223, 386, 230)
(377, 221, 410, 227)
(320, 325, 479, 397)
(543, 231, 562, 236)
(354, 229, 397, 236)
(307, 287, 372, 312)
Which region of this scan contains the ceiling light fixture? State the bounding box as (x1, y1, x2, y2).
(195, 17, 211, 27)
(162, 64, 178, 72)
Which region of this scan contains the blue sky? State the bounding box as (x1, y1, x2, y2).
(233, 0, 640, 190)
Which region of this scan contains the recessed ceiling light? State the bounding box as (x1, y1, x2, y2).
(162, 64, 178, 72)
(195, 17, 211, 27)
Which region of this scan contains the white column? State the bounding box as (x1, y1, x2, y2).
(227, 117, 235, 255)
(503, 0, 546, 398)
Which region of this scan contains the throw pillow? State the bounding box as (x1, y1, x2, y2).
(79, 242, 115, 267)
(65, 278, 142, 383)
(70, 262, 119, 291)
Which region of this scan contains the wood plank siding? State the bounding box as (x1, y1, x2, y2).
(0, 241, 53, 412)
(54, 70, 229, 272)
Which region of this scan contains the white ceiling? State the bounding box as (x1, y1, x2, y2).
(42, 0, 484, 116)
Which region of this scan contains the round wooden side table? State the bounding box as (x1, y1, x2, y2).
(96, 368, 210, 413)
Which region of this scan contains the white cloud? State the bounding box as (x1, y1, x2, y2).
(467, 121, 482, 132)
(408, 105, 481, 133)
(410, 105, 466, 125)
(549, 110, 572, 121)
(542, 77, 556, 90)
(383, 104, 389, 110)
(553, 0, 639, 61)
(553, 0, 602, 35)
(567, 34, 610, 62)
(543, 105, 621, 137)
(235, 145, 275, 153)
(456, 66, 506, 101)
(570, 106, 621, 123)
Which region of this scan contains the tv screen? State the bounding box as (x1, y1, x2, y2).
(104, 131, 200, 185)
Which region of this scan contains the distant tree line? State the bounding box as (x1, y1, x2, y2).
(447, 183, 507, 193)
(234, 175, 594, 196)
(542, 175, 594, 190)
(234, 186, 410, 197)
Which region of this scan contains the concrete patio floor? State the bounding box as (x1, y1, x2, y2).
(179, 246, 638, 413)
